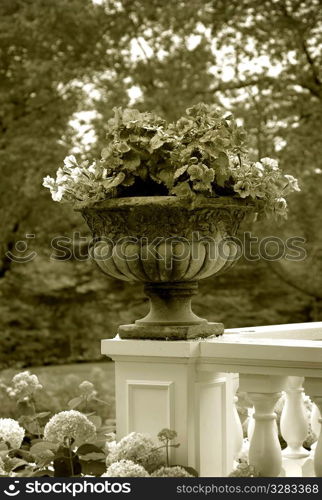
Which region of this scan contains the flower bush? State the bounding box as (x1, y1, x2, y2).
(43, 103, 300, 220)
(0, 370, 196, 478)
(103, 459, 149, 477)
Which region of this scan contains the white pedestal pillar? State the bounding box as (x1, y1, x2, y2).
(102, 337, 235, 477)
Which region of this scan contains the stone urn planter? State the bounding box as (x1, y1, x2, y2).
(44, 105, 299, 340)
(79, 196, 253, 340)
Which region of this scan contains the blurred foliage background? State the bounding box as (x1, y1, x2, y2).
(1, 0, 322, 369)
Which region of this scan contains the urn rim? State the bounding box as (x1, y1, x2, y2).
(75, 195, 257, 212)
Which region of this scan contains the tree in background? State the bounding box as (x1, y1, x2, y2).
(1, 0, 321, 368)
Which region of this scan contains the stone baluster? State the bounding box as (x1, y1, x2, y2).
(311, 403, 321, 451)
(232, 374, 243, 460)
(304, 378, 322, 476)
(247, 407, 255, 441)
(280, 376, 310, 458)
(239, 374, 287, 477)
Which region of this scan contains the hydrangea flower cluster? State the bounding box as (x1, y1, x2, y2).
(106, 432, 164, 473)
(0, 418, 25, 449)
(43, 410, 96, 446)
(102, 459, 149, 477)
(43, 104, 300, 220)
(7, 371, 43, 401)
(151, 466, 193, 477)
(78, 380, 97, 400)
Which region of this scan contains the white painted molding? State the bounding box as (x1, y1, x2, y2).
(126, 380, 174, 434)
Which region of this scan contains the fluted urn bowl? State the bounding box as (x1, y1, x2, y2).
(79, 196, 253, 339)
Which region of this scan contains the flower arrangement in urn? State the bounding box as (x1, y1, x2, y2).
(44, 103, 300, 340)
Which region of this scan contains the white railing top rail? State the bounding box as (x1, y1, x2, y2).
(102, 322, 322, 378)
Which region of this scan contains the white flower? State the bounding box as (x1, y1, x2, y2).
(102, 459, 149, 477)
(51, 185, 67, 202)
(44, 410, 96, 445)
(0, 419, 25, 449)
(275, 197, 287, 209)
(64, 155, 78, 168)
(260, 157, 279, 170)
(106, 432, 164, 473)
(284, 174, 300, 192)
(152, 466, 193, 477)
(254, 161, 264, 172)
(42, 176, 55, 189)
(69, 167, 84, 180)
(0, 457, 5, 475)
(56, 167, 69, 183)
(88, 163, 96, 174)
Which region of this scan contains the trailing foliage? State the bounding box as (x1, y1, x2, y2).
(44, 104, 299, 220)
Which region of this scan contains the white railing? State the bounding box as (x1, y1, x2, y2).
(102, 322, 322, 477)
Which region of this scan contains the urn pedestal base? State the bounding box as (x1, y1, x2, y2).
(118, 281, 224, 340)
(118, 321, 224, 340)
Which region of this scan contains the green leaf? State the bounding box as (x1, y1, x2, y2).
(0, 442, 8, 452)
(87, 415, 102, 428)
(180, 465, 199, 477)
(157, 169, 174, 188)
(122, 108, 141, 123)
(215, 152, 229, 168)
(10, 458, 30, 471)
(174, 165, 188, 179)
(122, 152, 141, 170)
(149, 133, 166, 151)
(102, 172, 125, 190)
(101, 146, 112, 160)
(116, 141, 131, 153)
(36, 412, 51, 419)
(67, 396, 83, 409)
(17, 401, 34, 416)
(54, 455, 81, 477)
(8, 449, 34, 462)
(30, 442, 58, 455)
(78, 452, 106, 461)
(171, 181, 193, 197)
(77, 443, 104, 455)
(29, 469, 54, 477)
(80, 460, 106, 477)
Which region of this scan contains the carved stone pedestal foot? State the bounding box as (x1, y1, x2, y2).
(118, 281, 224, 340)
(118, 321, 223, 340)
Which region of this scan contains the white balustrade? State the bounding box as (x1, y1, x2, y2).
(101, 322, 322, 478)
(280, 377, 310, 458)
